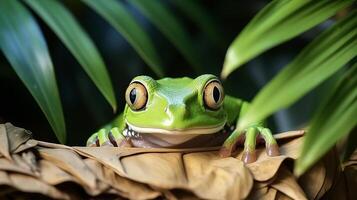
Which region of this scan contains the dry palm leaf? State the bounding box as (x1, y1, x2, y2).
(0, 123, 355, 199)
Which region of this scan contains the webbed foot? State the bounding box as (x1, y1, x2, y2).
(219, 126, 280, 163)
(86, 127, 132, 147)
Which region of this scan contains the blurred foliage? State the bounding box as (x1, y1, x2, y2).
(0, 0, 356, 175)
(0, 0, 66, 143)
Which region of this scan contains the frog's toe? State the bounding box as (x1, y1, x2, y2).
(241, 127, 259, 163)
(108, 127, 131, 147)
(242, 150, 256, 164)
(220, 129, 245, 157)
(219, 146, 233, 157)
(267, 143, 280, 156)
(221, 126, 280, 163)
(86, 133, 99, 147)
(259, 128, 280, 157)
(101, 141, 114, 147)
(97, 128, 114, 147)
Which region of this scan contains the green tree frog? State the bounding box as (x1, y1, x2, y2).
(87, 74, 279, 163)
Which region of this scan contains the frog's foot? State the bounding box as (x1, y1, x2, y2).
(219, 126, 280, 164)
(86, 128, 132, 147)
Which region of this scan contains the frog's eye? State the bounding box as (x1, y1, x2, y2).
(203, 80, 224, 110)
(125, 82, 148, 111)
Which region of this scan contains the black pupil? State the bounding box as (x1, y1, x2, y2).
(213, 86, 220, 103)
(129, 88, 137, 104)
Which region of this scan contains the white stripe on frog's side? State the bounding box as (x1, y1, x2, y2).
(126, 121, 225, 135)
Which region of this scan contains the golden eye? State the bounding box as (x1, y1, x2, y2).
(203, 80, 224, 110)
(125, 82, 148, 111)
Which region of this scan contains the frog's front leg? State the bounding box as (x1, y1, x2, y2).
(86, 113, 132, 147)
(220, 125, 280, 163)
(86, 127, 132, 147)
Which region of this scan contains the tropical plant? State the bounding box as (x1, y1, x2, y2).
(0, 0, 355, 176)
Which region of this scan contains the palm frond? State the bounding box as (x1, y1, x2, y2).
(0, 0, 66, 143)
(81, 0, 165, 77)
(237, 11, 357, 132)
(221, 0, 354, 78)
(295, 62, 357, 176)
(25, 0, 117, 111)
(130, 0, 203, 73)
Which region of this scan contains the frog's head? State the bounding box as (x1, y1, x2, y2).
(123, 74, 227, 146)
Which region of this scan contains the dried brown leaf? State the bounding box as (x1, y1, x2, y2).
(104, 166, 160, 199)
(0, 171, 15, 196)
(37, 140, 72, 150)
(8, 173, 70, 199)
(315, 150, 339, 199)
(343, 160, 357, 168)
(298, 160, 326, 199)
(271, 166, 307, 200)
(183, 151, 253, 200)
(349, 149, 357, 161)
(11, 154, 38, 176)
(323, 170, 348, 200)
(5, 123, 32, 152)
(246, 156, 288, 181)
(275, 191, 294, 200)
(0, 125, 343, 199)
(265, 188, 278, 200)
(39, 159, 75, 185)
(247, 186, 268, 200)
(0, 124, 11, 160)
(73, 147, 128, 176)
(84, 158, 160, 199)
(278, 136, 304, 159)
(73, 146, 218, 176)
(37, 147, 96, 189)
(82, 159, 112, 196)
(121, 152, 188, 188)
(0, 171, 11, 185)
(343, 165, 357, 200)
(13, 139, 38, 154)
(248, 186, 278, 200)
(0, 158, 34, 176)
(273, 130, 305, 140)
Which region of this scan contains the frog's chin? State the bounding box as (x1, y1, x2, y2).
(126, 122, 225, 135)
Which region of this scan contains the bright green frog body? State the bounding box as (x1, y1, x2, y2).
(87, 74, 279, 163)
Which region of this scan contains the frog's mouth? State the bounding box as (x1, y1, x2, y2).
(123, 122, 230, 147)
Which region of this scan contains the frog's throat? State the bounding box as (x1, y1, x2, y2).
(126, 121, 226, 135)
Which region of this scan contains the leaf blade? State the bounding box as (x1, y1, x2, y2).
(130, 0, 203, 73)
(295, 62, 357, 176)
(81, 0, 164, 77)
(221, 0, 354, 79)
(238, 11, 357, 131)
(25, 0, 117, 111)
(0, 0, 66, 143)
(172, 0, 226, 49)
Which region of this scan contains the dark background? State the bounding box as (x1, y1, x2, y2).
(0, 0, 329, 145)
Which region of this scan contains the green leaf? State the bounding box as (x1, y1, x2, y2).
(130, 0, 203, 73)
(0, 0, 66, 143)
(237, 11, 357, 132)
(172, 0, 225, 49)
(81, 0, 164, 77)
(295, 62, 357, 176)
(221, 0, 354, 79)
(25, 0, 117, 111)
(174, 0, 224, 46)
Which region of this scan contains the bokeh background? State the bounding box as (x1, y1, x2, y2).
(0, 0, 330, 145)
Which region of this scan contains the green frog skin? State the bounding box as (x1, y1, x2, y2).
(87, 74, 280, 163)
